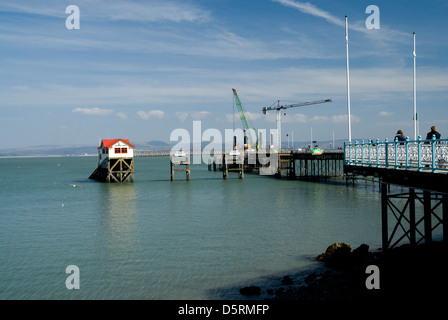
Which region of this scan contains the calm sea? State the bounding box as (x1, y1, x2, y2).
(0, 155, 386, 300)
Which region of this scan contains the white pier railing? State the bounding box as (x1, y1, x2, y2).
(344, 136, 448, 173)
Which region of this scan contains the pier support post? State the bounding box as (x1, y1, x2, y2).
(380, 185, 446, 250)
(409, 188, 416, 245)
(90, 158, 134, 183)
(223, 153, 244, 180)
(423, 191, 432, 245)
(444, 195, 448, 245)
(170, 153, 190, 181)
(381, 182, 389, 250)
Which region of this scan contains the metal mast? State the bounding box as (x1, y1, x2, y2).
(413, 32, 417, 140)
(346, 15, 352, 143)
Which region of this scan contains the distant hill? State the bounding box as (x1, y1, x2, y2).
(147, 140, 170, 147)
(0, 141, 174, 157)
(0, 138, 348, 157)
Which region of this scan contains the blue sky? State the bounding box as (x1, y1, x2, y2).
(1, 0, 447, 149)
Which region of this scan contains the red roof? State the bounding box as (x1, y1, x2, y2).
(98, 139, 135, 149)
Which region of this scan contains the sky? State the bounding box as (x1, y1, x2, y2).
(1, 0, 447, 149)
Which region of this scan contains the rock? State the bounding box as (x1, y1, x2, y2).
(316, 242, 352, 269)
(239, 286, 261, 296)
(304, 272, 318, 284)
(274, 287, 285, 296)
(352, 243, 369, 257)
(282, 275, 293, 285)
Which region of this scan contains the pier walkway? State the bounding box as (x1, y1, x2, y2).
(344, 137, 448, 250)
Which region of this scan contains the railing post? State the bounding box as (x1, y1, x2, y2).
(417, 135, 422, 171)
(394, 137, 398, 169)
(376, 139, 380, 167)
(405, 136, 409, 169)
(361, 140, 365, 165)
(355, 140, 359, 164)
(368, 139, 372, 167)
(432, 134, 436, 172)
(348, 141, 352, 165)
(385, 138, 389, 168)
(344, 141, 346, 165)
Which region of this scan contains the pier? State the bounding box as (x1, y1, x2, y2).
(344, 137, 448, 250)
(222, 152, 244, 180)
(170, 152, 191, 181)
(199, 137, 448, 251)
(276, 150, 344, 179)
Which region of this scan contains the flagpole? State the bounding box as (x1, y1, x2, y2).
(413, 32, 417, 140)
(346, 16, 352, 143)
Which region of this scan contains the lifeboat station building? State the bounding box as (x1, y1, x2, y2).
(89, 139, 135, 183)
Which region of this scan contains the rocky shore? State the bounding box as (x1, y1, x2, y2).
(239, 241, 448, 303)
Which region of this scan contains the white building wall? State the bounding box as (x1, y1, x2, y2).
(108, 141, 134, 158)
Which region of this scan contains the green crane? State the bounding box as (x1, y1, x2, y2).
(232, 88, 257, 149)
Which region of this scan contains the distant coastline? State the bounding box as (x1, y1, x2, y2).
(0, 139, 347, 158)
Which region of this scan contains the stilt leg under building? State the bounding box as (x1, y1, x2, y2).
(89, 158, 134, 183)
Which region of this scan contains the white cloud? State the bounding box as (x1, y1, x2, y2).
(378, 111, 394, 117)
(332, 114, 361, 123)
(72, 107, 114, 116)
(175, 112, 190, 122)
(101, 1, 211, 23)
(226, 112, 262, 123)
(272, 0, 409, 43)
(273, 0, 346, 28)
(116, 112, 128, 120)
(0, 0, 211, 23)
(281, 113, 308, 123)
(190, 111, 210, 120)
(137, 110, 165, 120)
(262, 113, 360, 124)
(174, 111, 210, 121)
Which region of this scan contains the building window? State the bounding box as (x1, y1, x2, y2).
(115, 147, 121, 154)
(121, 148, 127, 153)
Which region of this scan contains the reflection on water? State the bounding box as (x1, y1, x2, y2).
(100, 183, 137, 250)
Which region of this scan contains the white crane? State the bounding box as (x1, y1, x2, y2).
(262, 98, 332, 151)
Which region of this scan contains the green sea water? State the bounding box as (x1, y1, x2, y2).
(0, 156, 387, 299)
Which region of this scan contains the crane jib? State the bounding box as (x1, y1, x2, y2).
(263, 99, 332, 112)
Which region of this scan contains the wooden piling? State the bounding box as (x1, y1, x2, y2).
(170, 152, 190, 181)
(223, 153, 244, 180)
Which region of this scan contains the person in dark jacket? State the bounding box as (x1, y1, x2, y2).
(425, 126, 441, 140)
(395, 130, 406, 143)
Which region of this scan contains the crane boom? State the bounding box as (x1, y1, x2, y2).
(232, 88, 256, 148)
(262, 99, 332, 114)
(262, 98, 332, 151)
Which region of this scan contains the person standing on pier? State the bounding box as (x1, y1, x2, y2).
(425, 126, 441, 140)
(395, 130, 406, 144)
